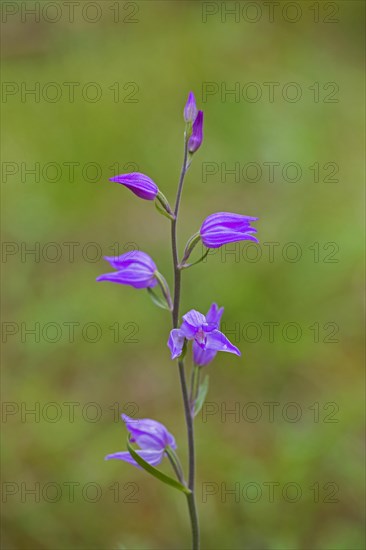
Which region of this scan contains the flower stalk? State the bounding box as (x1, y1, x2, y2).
(99, 90, 258, 550)
(170, 135, 200, 549)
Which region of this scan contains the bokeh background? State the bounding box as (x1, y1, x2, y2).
(1, 1, 365, 549)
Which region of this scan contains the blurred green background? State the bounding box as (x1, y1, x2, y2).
(1, 1, 364, 549)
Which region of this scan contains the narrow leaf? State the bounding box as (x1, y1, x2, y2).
(194, 375, 209, 417)
(181, 248, 210, 269)
(154, 199, 175, 220)
(126, 438, 191, 495)
(147, 288, 170, 310)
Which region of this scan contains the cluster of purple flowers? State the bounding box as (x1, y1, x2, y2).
(98, 92, 258, 547)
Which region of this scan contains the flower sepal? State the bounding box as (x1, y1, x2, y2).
(155, 190, 175, 221)
(147, 271, 172, 311)
(147, 287, 170, 310)
(179, 248, 210, 270)
(126, 436, 191, 495)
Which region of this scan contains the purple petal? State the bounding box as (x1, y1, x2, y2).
(180, 310, 206, 339)
(200, 212, 258, 248)
(202, 212, 258, 229)
(193, 340, 217, 367)
(122, 414, 177, 450)
(168, 329, 185, 360)
(109, 172, 158, 201)
(205, 329, 241, 356)
(105, 449, 164, 468)
(205, 303, 224, 329)
(104, 251, 157, 272)
(96, 269, 157, 289)
(202, 231, 258, 248)
(188, 110, 204, 153)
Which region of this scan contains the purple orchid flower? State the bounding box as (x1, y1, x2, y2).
(109, 172, 158, 201)
(96, 251, 158, 289)
(192, 303, 225, 366)
(188, 110, 204, 153)
(105, 414, 177, 468)
(184, 91, 198, 123)
(200, 212, 258, 248)
(168, 304, 240, 363)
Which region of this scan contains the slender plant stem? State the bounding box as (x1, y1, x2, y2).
(171, 137, 188, 327)
(170, 138, 200, 550)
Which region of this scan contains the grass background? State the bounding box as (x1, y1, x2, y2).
(1, 1, 365, 549)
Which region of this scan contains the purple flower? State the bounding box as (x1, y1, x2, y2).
(105, 414, 176, 468)
(184, 91, 198, 123)
(109, 172, 158, 201)
(193, 303, 224, 366)
(188, 110, 204, 153)
(96, 251, 158, 289)
(168, 304, 240, 364)
(200, 212, 258, 248)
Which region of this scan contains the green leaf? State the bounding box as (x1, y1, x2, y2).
(154, 198, 175, 220)
(194, 375, 209, 417)
(126, 438, 191, 495)
(155, 271, 173, 311)
(181, 231, 201, 265)
(181, 248, 210, 269)
(147, 287, 170, 310)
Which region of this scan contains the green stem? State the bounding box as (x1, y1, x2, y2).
(170, 136, 200, 550)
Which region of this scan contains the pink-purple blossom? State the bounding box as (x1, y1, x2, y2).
(96, 251, 158, 289)
(200, 212, 258, 248)
(105, 414, 177, 468)
(109, 172, 158, 201)
(168, 304, 240, 364)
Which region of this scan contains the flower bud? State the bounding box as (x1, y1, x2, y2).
(188, 111, 204, 153)
(183, 91, 198, 123)
(200, 212, 258, 248)
(110, 172, 158, 201)
(96, 251, 158, 289)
